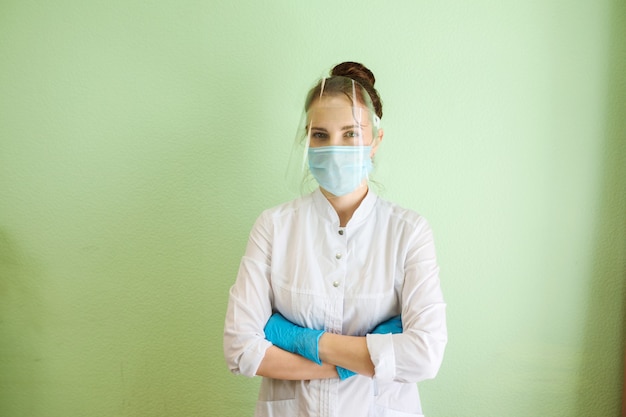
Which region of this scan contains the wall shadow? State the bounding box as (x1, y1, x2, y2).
(0, 229, 45, 416)
(574, 0, 626, 415)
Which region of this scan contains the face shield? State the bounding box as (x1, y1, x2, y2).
(286, 76, 382, 197)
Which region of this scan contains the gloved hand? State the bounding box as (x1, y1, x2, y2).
(336, 365, 356, 380)
(336, 315, 403, 380)
(371, 315, 403, 335)
(264, 312, 325, 365)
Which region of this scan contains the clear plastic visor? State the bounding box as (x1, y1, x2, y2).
(306, 100, 378, 148)
(286, 77, 381, 196)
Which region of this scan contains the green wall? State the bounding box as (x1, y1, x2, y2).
(1, 1, 624, 416)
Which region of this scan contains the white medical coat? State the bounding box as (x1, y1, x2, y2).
(223, 189, 447, 417)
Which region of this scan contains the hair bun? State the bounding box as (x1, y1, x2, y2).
(330, 62, 376, 87)
(330, 61, 383, 119)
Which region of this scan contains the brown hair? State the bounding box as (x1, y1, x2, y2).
(305, 62, 383, 119)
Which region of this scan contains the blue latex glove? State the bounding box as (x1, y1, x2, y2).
(371, 315, 403, 335)
(336, 365, 356, 380)
(337, 315, 403, 380)
(264, 312, 325, 365)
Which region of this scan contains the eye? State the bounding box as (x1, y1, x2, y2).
(311, 131, 329, 139)
(345, 130, 362, 138)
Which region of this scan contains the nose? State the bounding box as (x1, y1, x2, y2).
(328, 132, 344, 146)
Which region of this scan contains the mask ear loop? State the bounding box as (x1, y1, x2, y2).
(371, 113, 381, 148)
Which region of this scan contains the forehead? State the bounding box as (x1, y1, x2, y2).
(307, 96, 370, 127)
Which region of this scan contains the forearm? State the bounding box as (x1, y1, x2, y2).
(318, 333, 374, 377)
(256, 345, 339, 380)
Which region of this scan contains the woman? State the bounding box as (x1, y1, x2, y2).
(223, 62, 447, 417)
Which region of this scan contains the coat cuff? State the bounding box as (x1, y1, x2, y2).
(236, 339, 273, 377)
(366, 333, 396, 383)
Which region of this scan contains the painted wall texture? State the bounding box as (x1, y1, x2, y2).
(1, 1, 624, 416)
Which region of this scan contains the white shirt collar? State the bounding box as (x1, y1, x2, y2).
(311, 187, 378, 228)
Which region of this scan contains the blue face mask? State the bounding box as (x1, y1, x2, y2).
(307, 146, 373, 196)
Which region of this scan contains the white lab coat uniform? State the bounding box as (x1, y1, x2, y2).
(223, 188, 447, 417)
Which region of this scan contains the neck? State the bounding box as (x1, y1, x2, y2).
(320, 181, 369, 227)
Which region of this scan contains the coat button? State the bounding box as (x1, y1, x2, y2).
(333, 281, 340, 287)
(338, 229, 344, 235)
(335, 253, 342, 259)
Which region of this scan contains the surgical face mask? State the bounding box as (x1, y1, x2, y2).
(307, 146, 373, 197)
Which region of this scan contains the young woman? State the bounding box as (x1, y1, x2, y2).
(223, 62, 447, 417)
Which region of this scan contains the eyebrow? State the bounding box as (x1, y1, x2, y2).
(309, 125, 363, 132)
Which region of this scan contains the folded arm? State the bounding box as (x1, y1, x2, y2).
(318, 333, 375, 377)
(256, 345, 339, 380)
(263, 313, 403, 379)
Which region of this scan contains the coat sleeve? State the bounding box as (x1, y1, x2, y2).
(223, 211, 274, 377)
(366, 216, 447, 383)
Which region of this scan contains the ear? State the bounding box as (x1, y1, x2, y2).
(370, 128, 384, 158)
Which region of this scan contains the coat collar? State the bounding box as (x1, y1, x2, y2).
(311, 187, 378, 228)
